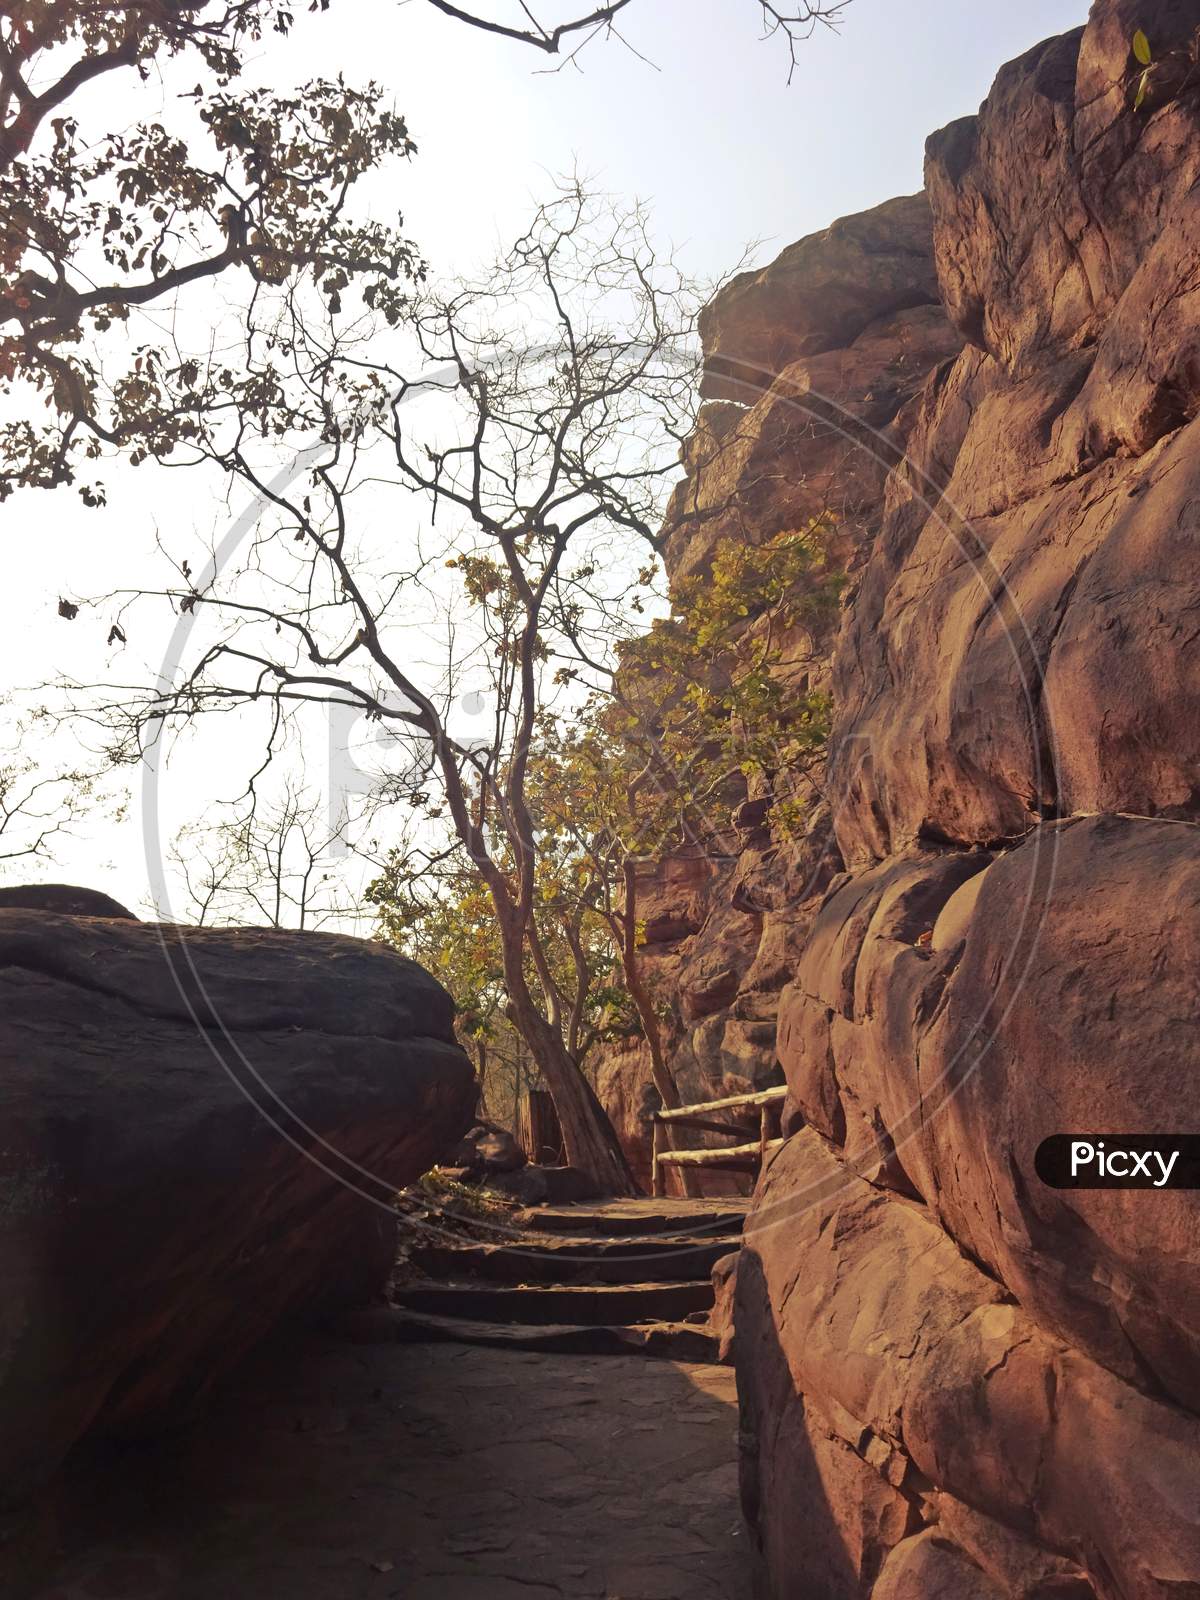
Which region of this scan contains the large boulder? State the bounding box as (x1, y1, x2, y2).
(0, 910, 475, 1502)
(0, 882, 136, 918)
(917, 814, 1200, 1410)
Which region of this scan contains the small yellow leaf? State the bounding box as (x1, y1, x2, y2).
(1134, 66, 1151, 108)
(1132, 27, 1152, 66)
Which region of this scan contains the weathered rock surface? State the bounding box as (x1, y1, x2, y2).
(699, 193, 942, 402)
(603, 1, 1200, 1593)
(486, 1163, 597, 1206)
(917, 814, 1200, 1411)
(449, 1119, 528, 1176)
(0, 910, 475, 1502)
(830, 7, 1200, 864)
(665, 301, 962, 583)
(738, 1133, 1200, 1600)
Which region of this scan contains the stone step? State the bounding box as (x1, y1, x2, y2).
(336, 1304, 723, 1363)
(516, 1199, 749, 1238)
(391, 1277, 715, 1326)
(408, 1234, 741, 1286)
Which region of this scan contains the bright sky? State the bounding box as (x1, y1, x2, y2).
(1, 0, 1089, 914)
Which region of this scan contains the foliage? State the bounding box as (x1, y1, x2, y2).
(410, 515, 846, 1125)
(0, 2, 419, 501)
(597, 520, 843, 850)
(368, 836, 630, 1098)
(0, 0, 853, 506)
(413, 1169, 513, 1218)
(1132, 26, 1153, 108)
(370, 862, 514, 1045)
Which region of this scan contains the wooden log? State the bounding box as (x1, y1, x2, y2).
(656, 1138, 785, 1171)
(654, 1084, 787, 1122)
(760, 1095, 783, 1165)
(651, 1117, 666, 1199)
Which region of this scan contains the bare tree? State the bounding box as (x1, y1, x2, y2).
(1, 0, 851, 503)
(0, 700, 124, 872)
(80, 180, 714, 1195)
(167, 781, 356, 929)
(426, 1, 849, 74)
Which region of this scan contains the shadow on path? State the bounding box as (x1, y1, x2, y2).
(3, 1331, 751, 1600)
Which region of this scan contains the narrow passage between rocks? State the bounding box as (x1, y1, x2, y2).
(3, 1201, 751, 1600)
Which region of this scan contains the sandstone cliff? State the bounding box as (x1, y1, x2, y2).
(601, 2, 1200, 1593)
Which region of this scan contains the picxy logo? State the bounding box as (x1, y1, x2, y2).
(1035, 1135, 1200, 1190)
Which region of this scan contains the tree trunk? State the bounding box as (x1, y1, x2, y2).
(520, 1089, 565, 1166)
(474, 1039, 489, 1118)
(618, 860, 700, 1198)
(504, 953, 639, 1197)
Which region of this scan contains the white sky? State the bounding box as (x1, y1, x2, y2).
(1, 0, 1089, 915)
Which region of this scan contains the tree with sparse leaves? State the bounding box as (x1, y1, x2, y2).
(368, 843, 624, 1127)
(166, 779, 355, 927)
(0, 697, 125, 867)
(1, 2, 420, 502)
(83, 183, 710, 1195)
(528, 518, 842, 1118)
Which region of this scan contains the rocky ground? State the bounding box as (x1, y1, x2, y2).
(1, 1333, 748, 1600)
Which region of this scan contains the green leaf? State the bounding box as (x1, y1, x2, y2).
(1134, 66, 1151, 108)
(1132, 28, 1152, 66)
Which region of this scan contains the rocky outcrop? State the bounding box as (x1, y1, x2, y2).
(449, 1119, 528, 1177)
(699, 193, 943, 403)
(739, 1130, 1200, 1600)
(0, 909, 475, 1502)
(612, 2, 1200, 1594)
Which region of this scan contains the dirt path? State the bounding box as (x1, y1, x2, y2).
(6, 1331, 750, 1600)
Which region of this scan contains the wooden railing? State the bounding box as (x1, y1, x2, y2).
(651, 1085, 787, 1198)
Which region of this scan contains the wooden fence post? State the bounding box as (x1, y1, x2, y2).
(651, 1116, 665, 1199)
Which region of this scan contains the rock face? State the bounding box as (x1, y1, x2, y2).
(699, 193, 943, 403)
(0, 910, 475, 1502)
(739, 1130, 1200, 1600)
(830, 10, 1200, 861)
(596, 193, 963, 1185)
(603, 3, 1200, 1594)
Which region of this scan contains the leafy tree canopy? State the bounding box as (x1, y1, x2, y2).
(1, 1, 418, 502)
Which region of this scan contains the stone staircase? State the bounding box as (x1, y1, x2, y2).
(377, 1198, 748, 1362)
